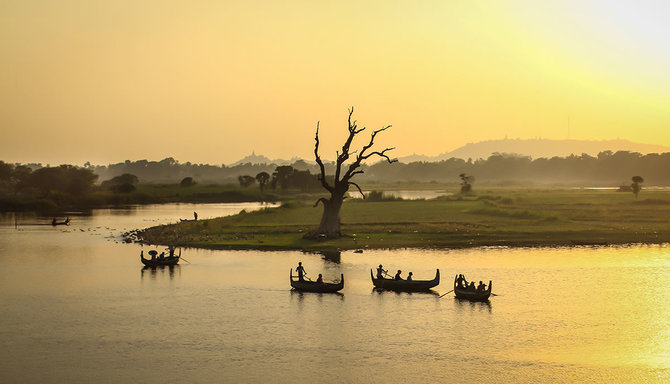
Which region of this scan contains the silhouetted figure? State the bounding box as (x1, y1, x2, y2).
(477, 281, 486, 293)
(377, 264, 387, 279)
(407, 272, 413, 281)
(296, 262, 306, 281)
(52, 218, 57, 226)
(158, 252, 165, 260)
(468, 282, 476, 291)
(64, 217, 70, 225)
(194, 211, 198, 221)
(394, 270, 402, 280)
(316, 274, 323, 283)
(456, 274, 468, 288)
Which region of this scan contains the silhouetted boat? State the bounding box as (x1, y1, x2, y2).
(290, 269, 344, 293)
(140, 249, 180, 267)
(453, 274, 492, 301)
(370, 269, 440, 291)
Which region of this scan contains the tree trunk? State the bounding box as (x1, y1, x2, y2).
(316, 194, 344, 237)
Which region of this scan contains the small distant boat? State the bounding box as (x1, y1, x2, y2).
(52, 217, 70, 226)
(140, 249, 180, 267)
(453, 274, 492, 301)
(290, 269, 344, 293)
(370, 269, 440, 291)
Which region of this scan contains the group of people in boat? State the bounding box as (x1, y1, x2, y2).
(376, 264, 414, 281)
(143, 246, 178, 261)
(295, 261, 323, 283)
(455, 274, 488, 293)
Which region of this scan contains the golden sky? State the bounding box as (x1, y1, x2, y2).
(1, 0, 669, 165)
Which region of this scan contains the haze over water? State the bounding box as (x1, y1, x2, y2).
(1, 204, 668, 383)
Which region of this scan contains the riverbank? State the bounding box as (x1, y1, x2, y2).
(135, 189, 670, 250)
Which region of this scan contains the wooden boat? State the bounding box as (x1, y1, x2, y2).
(140, 249, 180, 267)
(290, 269, 344, 293)
(370, 269, 440, 291)
(453, 274, 492, 301)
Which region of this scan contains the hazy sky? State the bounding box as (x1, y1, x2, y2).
(1, 0, 669, 165)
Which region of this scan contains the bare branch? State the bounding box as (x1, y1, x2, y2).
(342, 124, 395, 181)
(314, 122, 334, 193)
(313, 197, 330, 208)
(349, 181, 365, 198)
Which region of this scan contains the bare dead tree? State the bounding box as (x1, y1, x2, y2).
(304, 107, 396, 239)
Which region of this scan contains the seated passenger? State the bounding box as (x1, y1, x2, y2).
(394, 270, 403, 280)
(477, 281, 486, 292)
(407, 272, 413, 281)
(316, 274, 323, 283)
(468, 282, 476, 291)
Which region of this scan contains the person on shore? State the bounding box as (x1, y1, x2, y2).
(376, 264, 387, 279)
(394, 270, 403, 280)
(194, 211, 198, 221)
(407, 272, 413, 281)
(296, 262, 306, 281)
(316, 274, 323, 283)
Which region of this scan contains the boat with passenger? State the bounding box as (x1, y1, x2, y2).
(370, 268, 440, 291)
(140, 248, 180, 267)
(453, 274, 492, 301)
(290, 269, 344, 293)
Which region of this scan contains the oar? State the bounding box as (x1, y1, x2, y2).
(490, 293, 502, 296)
(439, 289, 454, 298)
(180, 257, 191, 264)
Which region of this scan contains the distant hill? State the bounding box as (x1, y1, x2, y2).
(398, 139, 670, 163)
(229, 152, 298, 166)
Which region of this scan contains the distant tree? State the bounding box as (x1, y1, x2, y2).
(180, 177, 196, 187)
(28, 165, 97, 197)
(102, 173, 139, 189)
(112, 183, 136, 193)
(289, 169, 320, 192)
(459, 173, 474, 193)
(272, 166, 294, 192)
(631, 176, 644, 198)
(238, 175, 256, 187)
(255, 171, 270, 193)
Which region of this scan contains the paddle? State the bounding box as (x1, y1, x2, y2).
(438, 289, 454, 298)
(180, 257, 191, 264)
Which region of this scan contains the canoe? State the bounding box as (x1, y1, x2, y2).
(140, 249, 180, 267)
(453, 274, 492, 301)
(290, 269, 344, 293)
(370, 269, 440, 291)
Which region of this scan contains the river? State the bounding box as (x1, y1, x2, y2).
(0, 203, 668, 383)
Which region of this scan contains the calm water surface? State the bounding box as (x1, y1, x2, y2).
(0, 203, 668, 383)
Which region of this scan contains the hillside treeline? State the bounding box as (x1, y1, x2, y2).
(91, 151, 670, 186)
(4, 150, 670, 188)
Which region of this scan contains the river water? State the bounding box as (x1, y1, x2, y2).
(0, 203, 668, 383)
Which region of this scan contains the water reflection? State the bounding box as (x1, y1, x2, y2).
(371, 288, 440, 296)
(454, 297, 492, 313)
(141, 264, 181, 280)
(303, 250, 341, 264)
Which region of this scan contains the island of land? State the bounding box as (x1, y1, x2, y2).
(135, 189, 670, 251)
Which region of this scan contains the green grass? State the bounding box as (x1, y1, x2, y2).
(137, 189, 670, 251)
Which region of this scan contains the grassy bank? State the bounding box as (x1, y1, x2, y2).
(136, 189, 670, 250)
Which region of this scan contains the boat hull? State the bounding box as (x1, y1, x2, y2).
(290, 270, 344, 293)
(370, 269, 440, 291)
